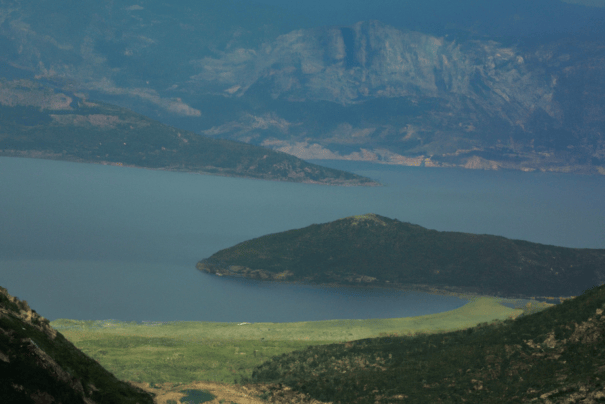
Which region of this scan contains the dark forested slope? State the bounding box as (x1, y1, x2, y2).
(245, 283, 605, 404)
(198, 214, 605, 299)
(0, 286, 155, 404)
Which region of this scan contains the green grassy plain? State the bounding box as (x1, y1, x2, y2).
(49, 296, 550, 386)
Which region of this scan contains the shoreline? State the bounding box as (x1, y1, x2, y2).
(49, 278, 559, 328)
(0, 154, 380, 187)
(205, 271, 570, 306)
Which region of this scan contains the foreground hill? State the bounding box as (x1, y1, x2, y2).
(245, 283, 605, 404)
(197, 214, 605, 299)
(0, 79, 376, 185)
(0, 286, 154, 404)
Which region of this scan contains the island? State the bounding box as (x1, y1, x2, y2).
(197, 213, 605, 299)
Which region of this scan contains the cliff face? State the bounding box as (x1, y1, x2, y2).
(195, 21, 554, 110)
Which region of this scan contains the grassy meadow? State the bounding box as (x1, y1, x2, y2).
(49, 296, 551, 386)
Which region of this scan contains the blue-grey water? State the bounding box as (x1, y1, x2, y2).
(1, 157, 604, 323)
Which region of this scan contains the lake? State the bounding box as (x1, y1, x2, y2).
(1, 157, 604, 323)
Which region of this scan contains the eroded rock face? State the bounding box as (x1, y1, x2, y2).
(0, 286, 155, 404)
(194, 20, 555, 114)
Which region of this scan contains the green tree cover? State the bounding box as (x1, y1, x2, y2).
(0, 286, 155, 404)
(245, 283, 605, 403)
(199, 214, 605, 299)
(0, 85, 375, 185)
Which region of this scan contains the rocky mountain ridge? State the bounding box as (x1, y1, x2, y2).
(195, 20, 554, 107)
(197, 21, 604, 174)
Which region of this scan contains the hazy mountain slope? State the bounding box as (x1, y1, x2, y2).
(245, 283, 605, 404)
(197, 214, 605, 299)
(197, 20, 605, 174)
(0, 0, 304, 123)
(0, 2, 603, 175)
(0, 0, 294, 85)
(0, 79, 376, 185)
(194, 20, 552, 106)
(0, 286, 155, 404)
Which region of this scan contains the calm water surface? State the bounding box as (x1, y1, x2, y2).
(1, 157, 604, 322)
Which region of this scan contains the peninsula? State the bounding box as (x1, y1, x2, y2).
(0, 79, 376, 186)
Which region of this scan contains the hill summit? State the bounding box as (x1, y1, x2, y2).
(197, 214, 605, 299)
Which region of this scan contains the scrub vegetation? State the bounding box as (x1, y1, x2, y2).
(245, 283, 605, 403)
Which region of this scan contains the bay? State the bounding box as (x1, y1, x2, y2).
(1, 157, 603, 323)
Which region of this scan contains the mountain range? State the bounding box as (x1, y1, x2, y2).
(1, 1, 603, 174)
(196, 20, 605, 174)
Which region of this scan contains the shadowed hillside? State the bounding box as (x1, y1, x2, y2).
(244, 283, 605, 403)
(197, 214, 605, 299)
(0, 286, 155, 404)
